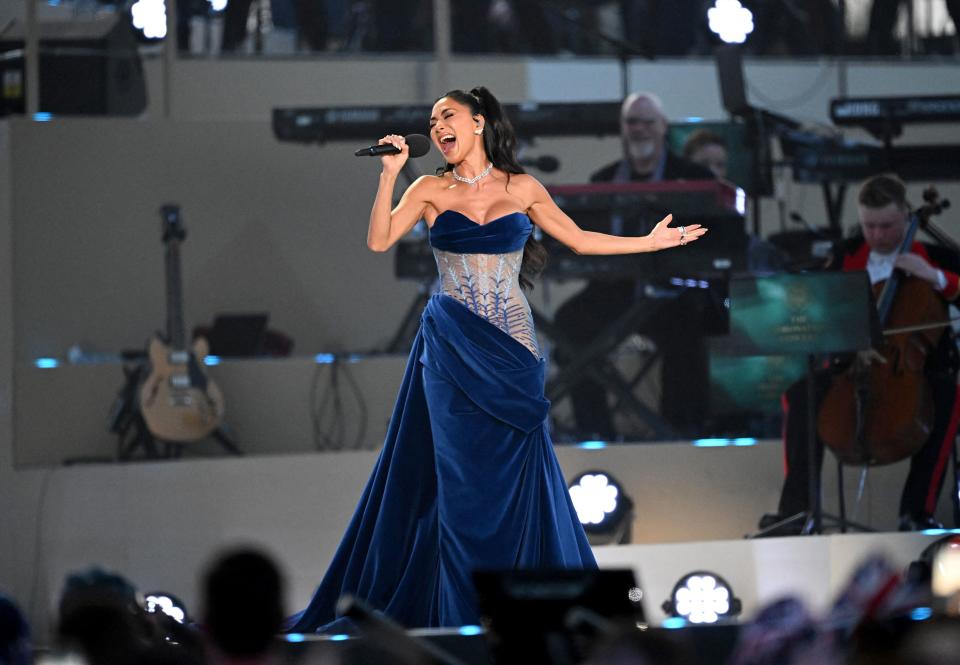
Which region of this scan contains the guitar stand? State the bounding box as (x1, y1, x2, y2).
(210, 427, 243, 456)
(117, 415, 242, 461)
(111, 357, 242, 461)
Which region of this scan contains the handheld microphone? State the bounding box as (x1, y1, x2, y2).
(355, 134, 431, 158)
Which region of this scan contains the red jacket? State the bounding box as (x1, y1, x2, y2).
(839, 239, 960, 302)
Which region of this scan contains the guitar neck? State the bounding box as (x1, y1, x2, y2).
(165, 240, 186, 350)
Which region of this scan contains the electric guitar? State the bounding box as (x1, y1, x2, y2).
(139, 205, 225, 442)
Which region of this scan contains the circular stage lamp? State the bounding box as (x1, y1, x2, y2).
(568, 471, 634, 544)
(914, 534, 960, 599)
(932, 535, 960, 599)
(707, 0, 754, 44)
(662, 572, 742, 624)
(144, 592, 188, 624)
(130, 0, 167, 40)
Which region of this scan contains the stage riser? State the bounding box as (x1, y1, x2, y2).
(7, 444, 952, 643)
(278, 624, 741, 665)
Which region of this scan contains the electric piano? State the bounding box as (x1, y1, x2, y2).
(785, 135, 960, 184)
(546, 179, 744, 217)
(785, 94, 960, 184)
(830, 94, 960, 130)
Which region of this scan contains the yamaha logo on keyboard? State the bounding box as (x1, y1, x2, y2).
(833, 101, 881, 119)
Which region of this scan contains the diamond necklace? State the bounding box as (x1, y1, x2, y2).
(451, 162, 493, 185)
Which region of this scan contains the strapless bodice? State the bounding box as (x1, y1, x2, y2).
(428, 210, 532, 253)
(429, 211, 539, 358)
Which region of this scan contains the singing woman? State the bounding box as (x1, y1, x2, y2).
(287, 86, 704, 631)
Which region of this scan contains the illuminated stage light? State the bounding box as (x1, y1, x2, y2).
(131, 0, 167, 40)
(662, 571, 742, 624)
(736, 187, 747, 215)
(144, 592, 188, 624)
(568, 471, 634, 545)
(707, 0, 754, 45)
(922, 528, 960, 536)
(931, 535, 960, 599)
(692, 437, 758, 448)
(578, 440, 607, 450)
(910, 606, 933, 621)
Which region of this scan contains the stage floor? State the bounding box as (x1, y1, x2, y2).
(274, 531, 958, 665)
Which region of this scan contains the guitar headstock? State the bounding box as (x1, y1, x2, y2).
(160, 204, 187, 244)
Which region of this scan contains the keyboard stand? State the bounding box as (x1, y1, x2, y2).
(534, 300, 676, 441)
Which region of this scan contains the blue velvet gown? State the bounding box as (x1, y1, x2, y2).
(286, 210, 596, 632)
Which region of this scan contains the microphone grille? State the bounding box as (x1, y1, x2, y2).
(405, 134, 431, 159)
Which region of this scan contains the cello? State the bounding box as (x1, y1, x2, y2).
(817, 188, 952, 466)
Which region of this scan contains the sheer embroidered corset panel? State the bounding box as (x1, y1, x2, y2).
(429, 210, 540, 359)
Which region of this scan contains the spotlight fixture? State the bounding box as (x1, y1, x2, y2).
(928, 535, 960, 600)
(707, 0, 755, 45)
(662, 571, 742, 624)
(144, 592, 188, 624)
(912, 533, 960, 591)
(568, 471, 634, 545)
(130, 0, 167, 40)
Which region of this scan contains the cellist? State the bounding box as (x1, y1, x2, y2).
(759, 174, 960, 534)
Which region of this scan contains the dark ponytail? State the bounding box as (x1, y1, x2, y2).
(435, 86, 547, 290)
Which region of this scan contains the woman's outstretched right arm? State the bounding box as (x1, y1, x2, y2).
(366, 134, 432, 252)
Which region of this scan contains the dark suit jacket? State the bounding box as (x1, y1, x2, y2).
(590, 151, 715, 183)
